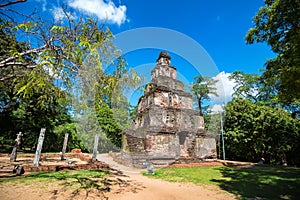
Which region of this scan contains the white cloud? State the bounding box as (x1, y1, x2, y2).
(52, 7, 76, 23)
(209, 71, 236, 104)
(68, 0, 127, 26)
(209, 104, 224, 114)
(52, 7, 65, 22)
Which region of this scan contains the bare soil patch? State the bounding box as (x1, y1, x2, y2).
(0, 170, 144, 200)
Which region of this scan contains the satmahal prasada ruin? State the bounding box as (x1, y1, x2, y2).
(121, 52, 216, 166)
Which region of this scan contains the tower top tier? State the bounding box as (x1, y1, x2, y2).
(156, 52, 171, 66)
(152, 52, 176, 80)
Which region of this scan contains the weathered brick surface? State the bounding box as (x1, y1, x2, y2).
(122, 52, 217, 166)
(17, 153, 108, 172)
(23, 161, 109, 172)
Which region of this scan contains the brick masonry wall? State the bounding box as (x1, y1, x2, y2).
(20, 153, 109, 172)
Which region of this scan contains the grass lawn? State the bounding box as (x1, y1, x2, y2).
(145, 165, 300, 200)
(0, 169, 112, 193)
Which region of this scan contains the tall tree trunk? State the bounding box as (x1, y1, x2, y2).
(198, 98, 203, 116)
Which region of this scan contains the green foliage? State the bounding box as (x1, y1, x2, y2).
(0, 3, 142, 153)
(246, 0, 300, 103)
(229, 71, 263, 102)
(228, 70, 297, 110)
(53, 123, 87, 152)
(96, 104, 123, 149)
(224, 98, 300, 165)
(1, 9, 118, 108)
(204, 112, 221, 133)
(0, 16, 87, 152)
(191, 75, 218, 116)
(0, 86, 73, 152)
(0, 23, 70, 151)
(204, 112, 223, 158)
(72, 53, 141, 151)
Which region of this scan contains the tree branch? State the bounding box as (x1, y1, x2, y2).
(0, 74, 17, 81)
(0, 0, 26, 8)
(0, 62, 36, 69)
(0, 45, 46, 66)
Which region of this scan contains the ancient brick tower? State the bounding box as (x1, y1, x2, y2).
(122, 52, 216, 166)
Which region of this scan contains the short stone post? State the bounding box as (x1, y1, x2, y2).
(92, 134, 99, 162)
(33, 128, 46, 166)
(10, 132, 23, 162)
(61, 133, 69, 161)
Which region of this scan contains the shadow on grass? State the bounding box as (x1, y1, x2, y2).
(25, 169, 109, 180)
(24, 170, 113, 199)
(19, 169, 138, 199)
(211, 165, 300, 200)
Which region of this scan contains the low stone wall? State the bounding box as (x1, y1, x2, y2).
(23, 161, 108, 172)
(0, 153, 109, 173)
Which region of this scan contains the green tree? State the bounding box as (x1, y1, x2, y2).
(71, 52, 141, 151)
(229, 70, 299, 115)
(95, 104, 123, 149)
(0, 3, 118, 108)
(229, 71, 264, 102)
(246, 0, 300, 103)
(53, 122, 87, 152)
(191, 75, 218, 116)
(0, 85, 73, 152)
(0, 13, 93, 152)
(0, 3, 141, 152)
(224, 98, 300, 165)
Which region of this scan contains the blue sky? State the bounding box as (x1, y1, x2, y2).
(116, 0, 275, 74)
(10, 0, 275, 109)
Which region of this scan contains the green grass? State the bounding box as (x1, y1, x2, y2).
(0, 169, 109, 183)
(145, 166, 230, 185)
(145, 165, 300, 200)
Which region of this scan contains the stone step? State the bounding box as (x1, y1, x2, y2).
(152, 162, 173, 168)
(146, 158, 176, 168)
(0, 169, 13, 173)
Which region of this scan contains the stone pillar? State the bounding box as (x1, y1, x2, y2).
(92, 134, 99, 162)
(10, 132, 23, 162)
(61, 133, 69, 160)
(33, 128, 46, 166)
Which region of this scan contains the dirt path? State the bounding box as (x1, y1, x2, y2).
(97, 154, 236, 200)
(0, 154, 237, 200)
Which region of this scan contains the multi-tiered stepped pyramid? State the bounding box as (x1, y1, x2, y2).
(121, 52, 216, 166)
